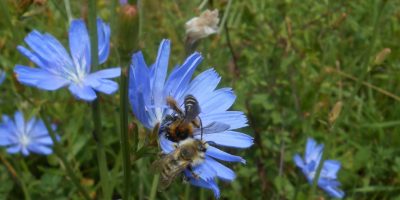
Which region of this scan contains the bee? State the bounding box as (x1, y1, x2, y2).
(152, 138, 207, 190)
(161, 95, 202, 142)
(153, 94, 231, 189)
(153, 122, 230, 190)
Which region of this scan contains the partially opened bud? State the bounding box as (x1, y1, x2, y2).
(185, 9, 219, 45)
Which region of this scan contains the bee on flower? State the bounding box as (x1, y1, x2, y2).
(129, 39, 253, 198)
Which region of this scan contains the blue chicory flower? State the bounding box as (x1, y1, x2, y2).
(0, 70, 5, 85)
(14, 18, 121, 101)
(0, 111, 56, 156)
(293, 138, 345, 199)
(129, 39, 253, 198)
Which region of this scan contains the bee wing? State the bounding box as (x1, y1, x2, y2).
(193, 121, 230, 136)
(158, 160, 191, 190)
(184, 95, 201, 122)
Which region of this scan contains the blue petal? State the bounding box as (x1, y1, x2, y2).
(26, 118, 36, 134)
(89, 67, 121, 78)
(21, 147, 30, 156)
(29, 120, 49, 138)
(0, 70, 6, 85)
(305, 138, 324, 164)
(97, 18, 111, 64)
(24, 30, 74, 74)
(68, 83, 97, 101)
(185, 68, 221, 104)
(129, 52, 155, 128)
(17, 46, 46, 69)
(14, 112, 25, 135)
(159, 134, 175, 154)
(206, 146, 246, 163)
(164, 52, 203, 99)
(200, 111, 248, 130)
(205, 157, 236, 181)
(200, 88, 236, 114)
(187, 177, 220, 198)
(151, 39, 170, 108)
(198, 131, 253, 149)
(14, 65, 70, 90)
(321, 184, 345, 199)
(293, 154, 305, 168)
(321, 160, 341, 179)
(69, 19, 91, 75)
(192, 162, 217, 181)
(84, 77, 119, 95)
(33, 136, 53, 145)
(7, 145, 21, 154)
(0, 127, 12, 146)
(132, 52, 151, 106)
(27, 144, 52, 155)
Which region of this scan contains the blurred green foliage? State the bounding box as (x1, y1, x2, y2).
(1, 0, 400, 199)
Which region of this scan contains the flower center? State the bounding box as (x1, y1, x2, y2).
(19, 134, 31, 148)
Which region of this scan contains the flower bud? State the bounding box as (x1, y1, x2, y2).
(185, 9, 219, 45)
(117, 3, 139, 65)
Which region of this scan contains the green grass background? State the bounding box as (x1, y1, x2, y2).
(1, 0, 400, 199)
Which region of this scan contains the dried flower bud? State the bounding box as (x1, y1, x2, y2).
(374, 48, 391, 65)
(185, 9, 219, 44)
(329, 101, 343, 125)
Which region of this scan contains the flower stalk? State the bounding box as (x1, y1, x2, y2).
(117, 2, 139, 199)
(88, 0, 111, 199)
(120, 68, 131, 200)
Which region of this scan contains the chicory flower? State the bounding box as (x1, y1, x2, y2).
(129, 39, 253, 198)
(15, 18, 121, 101)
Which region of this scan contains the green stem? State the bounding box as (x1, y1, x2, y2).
(184, 184, 190, 200)
(218, 0, 232, 33)
(88, 1, 111, 199)
(63, 0, 73, 24)
(120, 68, 131, 200)
(308, 153, 325, 199)
(198, 0, 209, 10)
(39, 109, 91, 200)
(149, 174, 159, 200)
(91, 101, 111, 199)
(0, 155, 31, 200)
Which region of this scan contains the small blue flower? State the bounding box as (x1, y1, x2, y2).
(14, 18, 121, 101)
(129, 39, 253, 198)
(0, 70, 5, 85)
(293, 138, 345, 199)
(0, 111, 56, 156)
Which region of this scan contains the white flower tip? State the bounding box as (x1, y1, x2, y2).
(185, 9, 220, 42)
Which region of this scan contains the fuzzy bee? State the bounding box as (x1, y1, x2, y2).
(153, 121, 229, 190)
(152, 138, 207, 190)
(153, 95, 230, 189)
(161, 95, 202, 142)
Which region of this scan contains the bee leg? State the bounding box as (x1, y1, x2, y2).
(187, 165, 200, 179)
